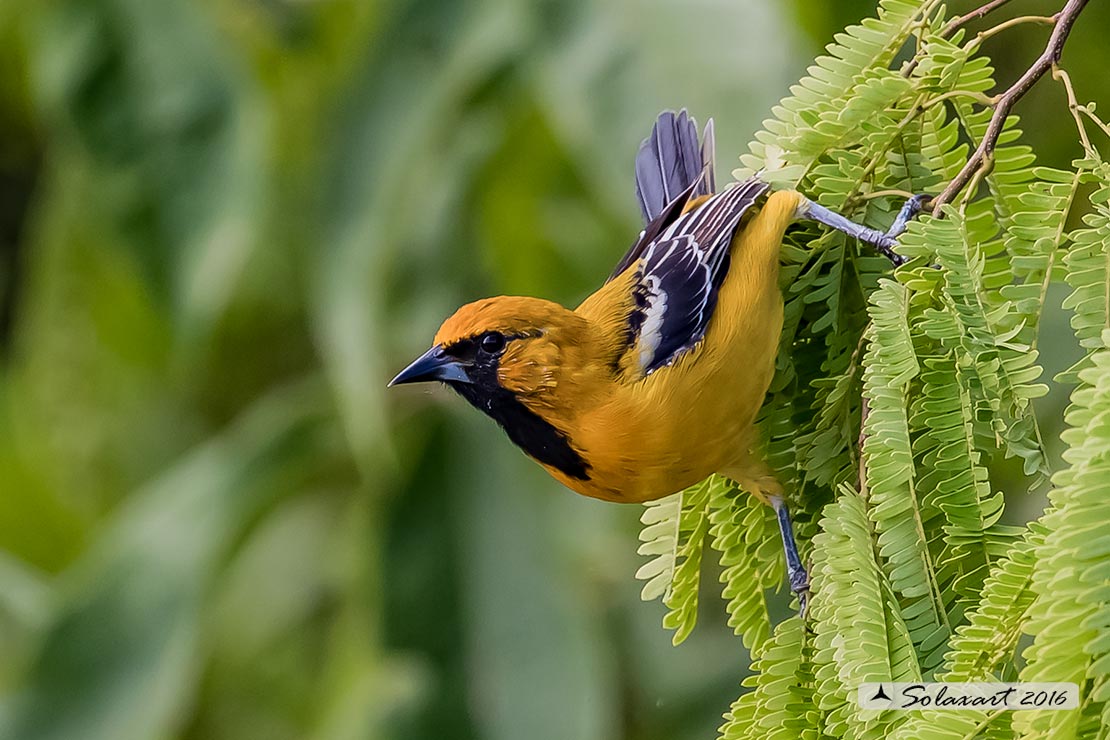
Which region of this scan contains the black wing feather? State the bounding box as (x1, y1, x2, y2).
(634, 109, 712, 223)
(635, 235, 715, 371)
(629, 178, 770, 374)
(610, 110, 717, 283)
(609, 178, 701, 282)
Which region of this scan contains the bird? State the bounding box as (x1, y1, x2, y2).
(389, 110, 922, 610)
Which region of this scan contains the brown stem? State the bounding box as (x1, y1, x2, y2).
(930, 0, 1091, 215)
(940, 0, 1015, 38)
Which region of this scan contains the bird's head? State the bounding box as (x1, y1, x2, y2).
(389, 296, 591, 405)
(390, 296, 597, 481)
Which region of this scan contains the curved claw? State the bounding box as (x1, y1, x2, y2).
(793, 576, 811, 619)
(873, 235, 908, 267)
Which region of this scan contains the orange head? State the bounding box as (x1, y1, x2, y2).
(389, 296, 596, 481)
(392, 296, 584, 395)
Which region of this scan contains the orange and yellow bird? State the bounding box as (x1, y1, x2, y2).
(390, 110, 922, 609)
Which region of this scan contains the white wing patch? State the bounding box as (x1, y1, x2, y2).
(633, 235, 713, 374)
(622, 179, 770, 376)
(637, 274, 666, 371)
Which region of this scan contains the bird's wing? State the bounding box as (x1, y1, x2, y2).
(625, 177, 770, 375)
(608, 179, 701, 282)
(635, 109, 714, 224)
(608, 110, 716, 282)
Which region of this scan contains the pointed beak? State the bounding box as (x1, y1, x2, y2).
(388, 345, 473, 387)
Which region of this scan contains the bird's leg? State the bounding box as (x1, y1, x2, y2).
(795, 194, 929, 267)
(770, 495, 810, 617)
(886, 194, 929, 238)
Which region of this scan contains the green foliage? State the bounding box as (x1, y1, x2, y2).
(0, 385, 327, 740)
(636, 476, 783, 649)
(634, 0, 1110, 737)
(718, 617, 817, 740)
(3, 0, 1109, 736)
(709, 482, 783, 652)
(1013, 332, 1110, 739)
(636, 478, 712, 645)
(1061, 159, 1110, 381)
(863, 279, 952, 674)
(808, 488, 919, 739)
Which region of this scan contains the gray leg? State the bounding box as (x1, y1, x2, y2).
(887, 194, 928, 237)
(797, 194, 928, 267)
(771, 496, 810, 617)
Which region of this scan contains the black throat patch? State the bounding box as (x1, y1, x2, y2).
(443, 339, 590, 481)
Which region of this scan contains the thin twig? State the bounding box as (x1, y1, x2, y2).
(1079, 108, 1110, 143)
(923, 89, 998, 110)
(1054, 65, 1110, 150)
(900, 6, 946, 77)
(968, 14, 1058, 46)
(1053, 65, 1095, 155)
(859, 188, 918, 201)
(959, 152, 993, 214)
(940, 0, 1015, 38)
(843, 88, 994, 210)
(930, 0, 1092, 215)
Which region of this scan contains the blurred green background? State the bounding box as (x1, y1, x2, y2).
(0, 1, 1105, 739)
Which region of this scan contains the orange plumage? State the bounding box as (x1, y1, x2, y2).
(392, 108, 818, 509)
(428, 188, 802, 503)
(391, 109, 917, 610)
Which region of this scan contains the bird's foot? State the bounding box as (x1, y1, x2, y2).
(790, 566, 811, 619)
(870, 193, 931, 266)
(772, 496, 812, 619)
(887, 193, 930, 238)
(798, 193, 931, 267)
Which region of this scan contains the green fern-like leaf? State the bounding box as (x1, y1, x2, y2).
(809, 488, 919, 739)
(719, 617, 819, 740)
(708, 481, 781, 652)
(1059, 159, 1110, 382)
(635, 492, 682, 602)
(941, 521, 1044, 682)
(862, 278, 951, 672)
(635, 478, 713, 644)
(629, 1, 1107, 734)
(912, 351, 1021, 613)
(736, 0, 943, 187)
(906, 204, 1050, 476)
(888, 522, 1047, 739)
(999, 167, 1081, 320)
(1014, 331, 1110, 739)
(883, 539, 1047, 740)
(796, 360, 863, 490)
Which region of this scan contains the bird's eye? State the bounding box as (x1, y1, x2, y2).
(479, 331, 506, 354)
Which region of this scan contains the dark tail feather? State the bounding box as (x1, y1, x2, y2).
(700, 117, 716, 195)
(634, 109, 715, 224)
